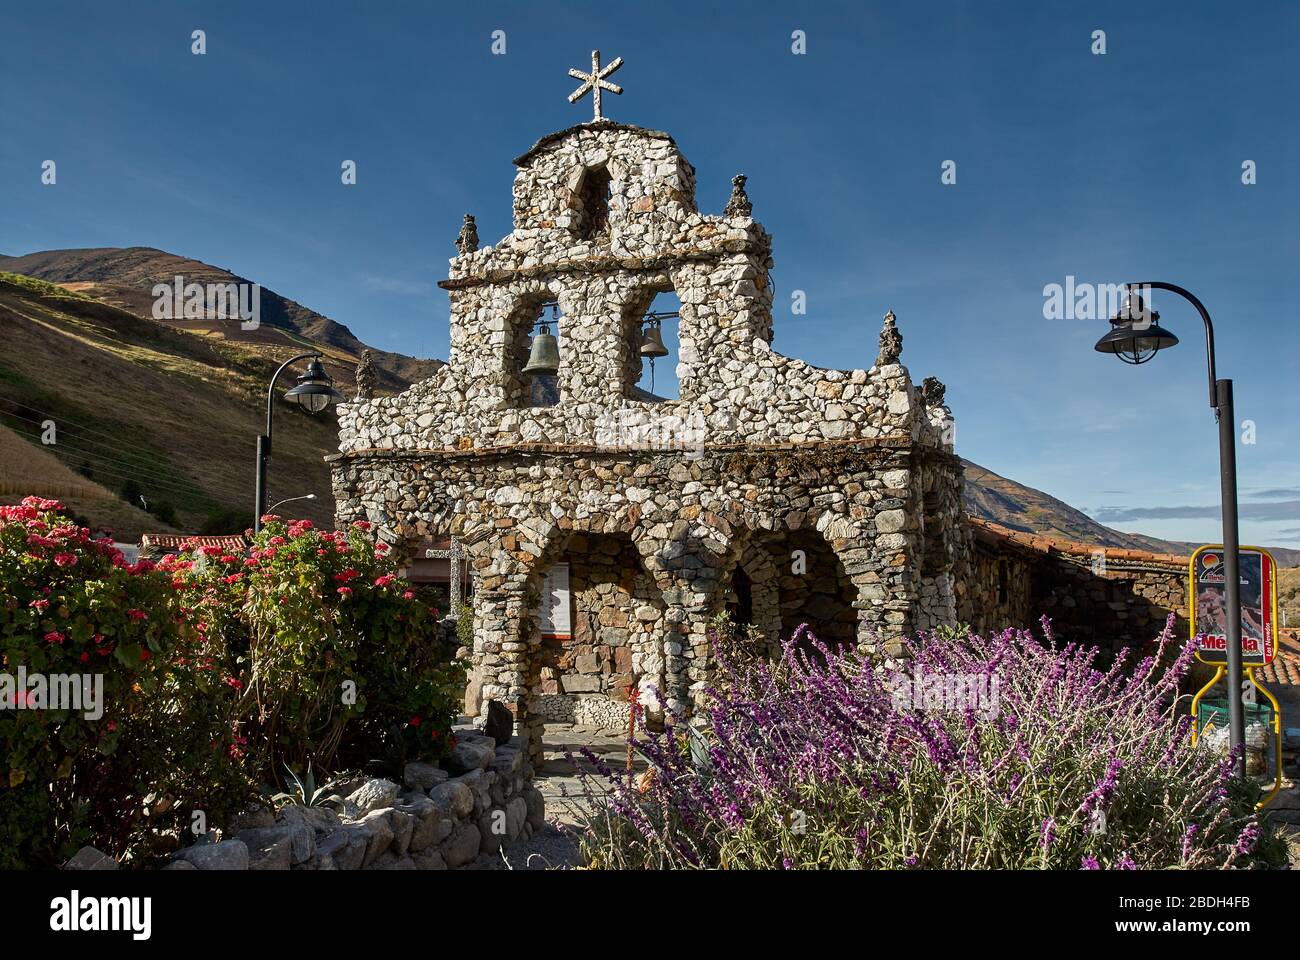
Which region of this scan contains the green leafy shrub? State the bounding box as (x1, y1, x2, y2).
(164, 516, 464, 783)
(0, 497, 248, 867)
(1, 500, 463, 867)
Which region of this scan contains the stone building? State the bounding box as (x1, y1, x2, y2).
(331, 93, 965, 760)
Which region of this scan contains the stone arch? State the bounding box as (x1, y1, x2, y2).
(501, 281, 566, 409)
(521, 508, 669, 735)
(712, 530, 784, 655)
(740, 513, 862, 651)
(615, 273, 691, 403)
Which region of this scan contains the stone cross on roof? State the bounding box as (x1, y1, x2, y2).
(567, 49, 623, 121)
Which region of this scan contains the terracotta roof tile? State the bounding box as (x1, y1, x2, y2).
(140, 533, 248, 552)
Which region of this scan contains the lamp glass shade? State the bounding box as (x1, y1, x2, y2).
(1094, 320, 1180, 365)
(284, 358, 344, 413)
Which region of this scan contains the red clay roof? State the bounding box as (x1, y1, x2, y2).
(965, 516, 1189, 566)
(1260, 630, 1300, 686)
(140, 533, 248, 552)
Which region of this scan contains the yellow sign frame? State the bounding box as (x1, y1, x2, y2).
(1189, 664, 1283, 808)
(1188, 544, 1279, 666)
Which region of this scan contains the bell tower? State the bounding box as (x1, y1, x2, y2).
(438, 63, 774, 432)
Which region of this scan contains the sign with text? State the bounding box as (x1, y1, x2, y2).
(1189, 545, 1277, 666)
(539, 562, 571, 640)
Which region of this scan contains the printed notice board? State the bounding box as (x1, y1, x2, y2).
(539, 562, 572, 640)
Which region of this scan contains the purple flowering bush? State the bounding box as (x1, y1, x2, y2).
(576, 615, 1285, 869)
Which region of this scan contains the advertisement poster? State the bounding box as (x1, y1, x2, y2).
(1189, 545, 1276, 666)
(539, 562, 571, 640)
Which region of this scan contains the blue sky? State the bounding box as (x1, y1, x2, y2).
(2, 1, 1297, 548)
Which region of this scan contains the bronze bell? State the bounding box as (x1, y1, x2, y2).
(639, 323, 669, 359)
(522, 323, 560, 377)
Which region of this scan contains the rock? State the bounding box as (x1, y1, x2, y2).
(161, 860, 197, 871)
(246, 835, 292, 871)
(277, 804, 341, 833)
(365, 852, 417, 870)
(175, 839, 249, 871)
(491, 745, 523, 778)
(63, 846, 117, 871)
(441, 823, 481, 868)
(412, 847, 447, 870)
(348, 778, 401, 815)
(429, 781, 474, 819)
(505, 796, 528, 841)
(358, 809, 395, 867)
(317, 827, 366, 871)
(478, 808, 506, 853)
(387, 808, 415, 856)
(445, 738, 495, 775)
(481, 699, 514, 746)
(433, 818, 455, 845)
(228, 804, 277, 832)
(237, 824, 314, 865)
(561, 674, 600, 693)
(403, 760, 442, 793)
(522, 786, 546, 829)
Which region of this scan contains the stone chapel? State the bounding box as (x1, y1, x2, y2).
(331, 64, 966, 761)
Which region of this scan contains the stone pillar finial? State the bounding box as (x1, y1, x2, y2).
(354, 348, 376, 401)
(921, 375, 946, 405)
(724, 174, 752, 218)
(456, 214, 479, 256)
(877, 309, 903, 366)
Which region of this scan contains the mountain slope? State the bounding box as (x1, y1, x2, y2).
(0, 247, 441, 393)
(963, 459, 1300, 565)
(0, 272, 339, 538)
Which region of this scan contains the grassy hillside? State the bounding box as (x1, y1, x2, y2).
(0, 421, 166, 538)
(0, 271, 339, 538)
(962, 459, 1184, 552)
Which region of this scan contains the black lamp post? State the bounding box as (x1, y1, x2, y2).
(1094, 282, 1246, 779)
(254, 354, 342, 534)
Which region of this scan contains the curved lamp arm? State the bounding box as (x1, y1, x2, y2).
(1126, 281, 1217, 409)
(265, 352, 320, 442)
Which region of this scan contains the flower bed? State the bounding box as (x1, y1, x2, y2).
(576, 617, 1286, 869)
(0, 498, 464, 868)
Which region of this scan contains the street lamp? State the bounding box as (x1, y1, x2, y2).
(254, 355, 342, 534)
(267, 493, 318, 514)
(1095, 282, 1247, 779)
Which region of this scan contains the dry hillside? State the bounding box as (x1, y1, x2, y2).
(0, 271, 341, 537)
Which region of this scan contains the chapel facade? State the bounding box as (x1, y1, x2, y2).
(331, 105, 965, 761)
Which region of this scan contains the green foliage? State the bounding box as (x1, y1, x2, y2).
(0, 497, 249, 867)
(0, 500, 462, 867)
(164, 516, 465, 782)
(454, 600, 474, 649)
(271, 763, 346, 811)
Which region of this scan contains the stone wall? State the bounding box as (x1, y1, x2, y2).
(959, 517, 1189, 655)
(160, 732, 543, 871)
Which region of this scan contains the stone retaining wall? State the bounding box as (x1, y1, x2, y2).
(959, 517, 1190, 654)
(161, 732, 543, 871)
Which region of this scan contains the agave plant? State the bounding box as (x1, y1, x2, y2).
(271, 763, 346, 812)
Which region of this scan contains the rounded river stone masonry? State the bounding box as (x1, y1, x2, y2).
(159, 733, 543, 871)
(331, 116, 965, 765)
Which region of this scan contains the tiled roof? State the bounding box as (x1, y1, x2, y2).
(140, 533, 248, 552)
(1260, 630, 1300, 686)
(965, 516, 1189, 567)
